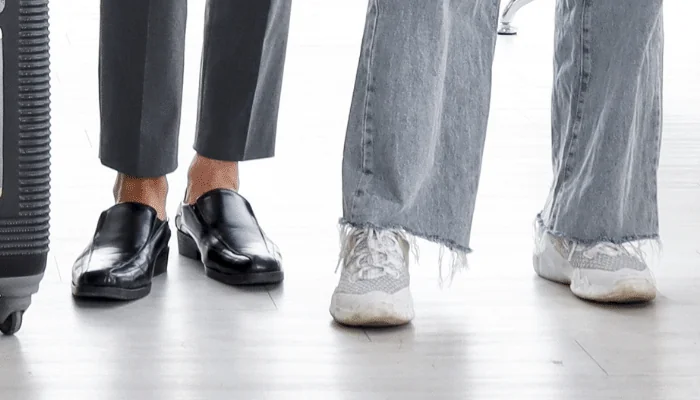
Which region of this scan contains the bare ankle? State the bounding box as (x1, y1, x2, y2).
(115, 174, 168, 220)
(186, 155, 239, 204)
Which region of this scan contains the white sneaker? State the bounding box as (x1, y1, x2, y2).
(330, 227, 415, 327)
(533, 224, 657, 303)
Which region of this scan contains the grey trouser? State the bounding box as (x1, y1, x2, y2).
(342, 0, 664, 252)
(98, 0, 291, 177)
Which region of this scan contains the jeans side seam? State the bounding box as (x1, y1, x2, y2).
(493, 0, 502, 23)
(349, 0, 380, 220)
(564, 0, 591, 181)
(652, 14, 664, 224)
(553, 0, 591, 222)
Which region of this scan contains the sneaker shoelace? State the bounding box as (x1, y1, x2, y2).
(538, 221, 648, 265)
(565, 242, 619, 261)
(581, 243, 621, 259)
(568, 241, 645, 263)
(340, 230, 407, 282)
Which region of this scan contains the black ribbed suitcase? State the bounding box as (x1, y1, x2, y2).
(0, 0, 51, 335)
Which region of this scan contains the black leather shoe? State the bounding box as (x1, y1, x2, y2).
(176, 189, 283, 285)
(72, 203, 171, 300)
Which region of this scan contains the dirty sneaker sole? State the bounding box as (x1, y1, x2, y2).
(330, 288, 415, 327)
(534, 239, 656, 303)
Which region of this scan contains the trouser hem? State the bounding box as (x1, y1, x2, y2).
(99, 154, 177, 178)
(537, 214, 660, 245)
(192, 143, 276, 163)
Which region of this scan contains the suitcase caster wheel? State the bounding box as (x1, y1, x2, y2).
(1, 311, 23, 336)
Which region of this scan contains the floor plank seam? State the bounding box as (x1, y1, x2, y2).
(575, 339, 609, 376)
(266, 290, 278, 310)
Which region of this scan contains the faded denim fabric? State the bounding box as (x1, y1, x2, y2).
(341, 0, 664, 256)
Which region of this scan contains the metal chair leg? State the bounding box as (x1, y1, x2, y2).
(498, 0, 536, 35)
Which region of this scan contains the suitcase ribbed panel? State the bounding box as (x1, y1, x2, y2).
(0, 0, 50, 256)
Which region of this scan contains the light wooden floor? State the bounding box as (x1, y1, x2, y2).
(2, 1, 700, 399)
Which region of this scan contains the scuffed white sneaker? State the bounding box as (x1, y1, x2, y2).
(533, 224, 657, 303)
(330, 227, 414, 327)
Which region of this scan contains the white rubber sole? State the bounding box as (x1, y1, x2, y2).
(330, 287, 415, 327)
(533, 238, 657, 303)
